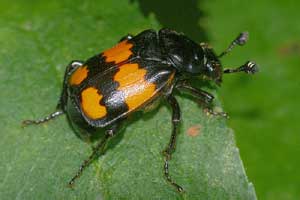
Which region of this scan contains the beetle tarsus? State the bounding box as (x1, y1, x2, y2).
(204, 108, 229, 118)
(162, 95, 185, 193)
(22, 110, 64, 127)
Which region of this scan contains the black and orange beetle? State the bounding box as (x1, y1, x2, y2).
(23, 28, 258, 192)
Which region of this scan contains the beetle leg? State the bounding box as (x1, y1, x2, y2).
(203, 108, 228, 118)
(57, 60, 84, 110)
(22, 61, 84, 127)
(118, 34, 134, 42)
(22, 110, 64, 126)
(176, 81, 228, 118)
(176, 80, 214, 105)
(68, 123, 120, 188)
(162, 95, 184, 192)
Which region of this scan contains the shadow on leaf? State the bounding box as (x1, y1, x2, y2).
(131, 0, 208, 42)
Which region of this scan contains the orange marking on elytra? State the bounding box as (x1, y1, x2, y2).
(69, 65, 89, 85)
(103, 40, 133, 63)
(114, 63, 156, 111)
(81, 87, 107, 119)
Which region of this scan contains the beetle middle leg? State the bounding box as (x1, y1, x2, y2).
(176, 81, 227, 117)
(68, 122, 120, 187)
(162, 95, 184, 192)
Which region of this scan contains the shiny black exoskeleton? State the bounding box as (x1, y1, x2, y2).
(23, 28, 258, 193)
(158, 29, 223, 83)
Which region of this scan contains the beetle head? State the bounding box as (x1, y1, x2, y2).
(197, 43, 222, 85)
(159, 29, 223, 85)
(166, 40, 223, 85)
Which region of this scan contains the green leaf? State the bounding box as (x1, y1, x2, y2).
(0, 0, 256, 199)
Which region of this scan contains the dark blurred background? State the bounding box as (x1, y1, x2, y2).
(132, 0, 300, 199)
(130, 0, 208, 41)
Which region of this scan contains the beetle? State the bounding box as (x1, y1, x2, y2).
(23, 28, 258, 192)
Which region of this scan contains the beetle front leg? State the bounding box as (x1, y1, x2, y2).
(163, 95, 184, 193)
(176, 81, 228, 118)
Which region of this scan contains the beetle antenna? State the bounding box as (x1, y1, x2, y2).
(223, 61, 259, 74)
(218, 32, 249, 58)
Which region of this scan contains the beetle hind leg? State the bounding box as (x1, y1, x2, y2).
(22, 110, 64, 126)
(56, 60, 84, 110)
(163, 95, 184, 193)
(68, 123, 120, 188)
(22, 60, 85, 127)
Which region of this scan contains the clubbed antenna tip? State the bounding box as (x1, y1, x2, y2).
(236, 32, 249, 46)
(218, 31, 249, 58)
(223, 61, 259, 74)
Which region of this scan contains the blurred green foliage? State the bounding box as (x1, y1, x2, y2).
(202, 1, 300, 200)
